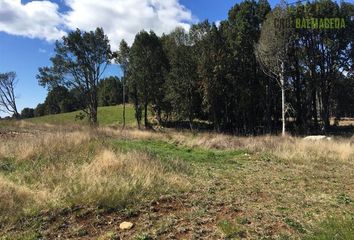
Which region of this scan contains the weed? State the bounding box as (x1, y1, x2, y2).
(337, 193, 354, 205)
(284, 217, 306, 234)
(218, 220, 246, 239)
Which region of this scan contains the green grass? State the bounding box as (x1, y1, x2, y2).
(304, 216, 354, 240)
(111, 139, 248, 165)
(0, 231, 42, 240)
(218, 220, 246, 239)
(26, 105, 137, 126)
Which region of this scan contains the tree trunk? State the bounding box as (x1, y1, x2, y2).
(89, 90, 98, 127)
(122, 77, 126, 129)
(265, 83, 272, 133)
(281, 85, 285, 136)
(280, 61, 286, 137)
(132, 85, 141, 129)
(136, 107, 141, 129)
(135, 103, 141, 129)
(188, 114, 194, 131)
(144, 101, 148, 129)
(322, 89, 331, 132)
(155, 106, 161, 125)
(13, 106, 20, 119)
(312, 89, 319, 131)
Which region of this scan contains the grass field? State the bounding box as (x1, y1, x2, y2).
(25, 105, 137, 126)
(0, 120, 353, 239)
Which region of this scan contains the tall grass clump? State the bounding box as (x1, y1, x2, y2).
(0, 176, 44, 222)
(60, 149, 190, 209)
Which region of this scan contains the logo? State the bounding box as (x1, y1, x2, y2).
(274, 17, 347, 30)
(295, 18, 346, 29)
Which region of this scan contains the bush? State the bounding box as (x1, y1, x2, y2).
(20, 108, 34, 119)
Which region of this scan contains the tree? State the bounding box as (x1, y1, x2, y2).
(117, 40, 130, 128)
(21, 108, 34, 119)
(34, 103, 46, 117)
(198, 23, 230, 132)
(164, 27, 201, 130)
(281, 1, 354, 133)
(0, 72, 19, 118)
(44, 86, 73, 114)
(129, 30, 168, 128)
(98, 76, 122, 106)
(37, 28, 113, 126)
(69, 88, 86, 111)
(255, 6, 291, 136)
(225, 0, 272, 134)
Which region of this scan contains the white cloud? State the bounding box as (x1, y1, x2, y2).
(0, 0, 66, 41)
(215, 20, 221, 28)
(0, 0, 195, 49)
(38, 48, 47, 53)
(63, 0, 194, 48)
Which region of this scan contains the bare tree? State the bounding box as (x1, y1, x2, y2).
(0, 72, 19, 118)
(255, 6, 291, 136)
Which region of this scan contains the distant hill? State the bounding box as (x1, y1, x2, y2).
(27, 105, 137, 126)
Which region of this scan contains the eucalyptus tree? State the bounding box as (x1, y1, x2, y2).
(37, 28, 113, 126)
(117, 39, 130, 128)
(0, 72, 19, 118)
(129, 30, 168, 128)
(286, 1, 354, 132)
(223, 0, 271, 133)
(255, 6, 291, 136)
(198, 23, 230, 132)
(164, 27, 201, 130)
(301, 1, 352, 131)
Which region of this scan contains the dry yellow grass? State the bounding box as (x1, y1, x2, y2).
(0, 126, 190, 223)
(0, 176, 40, 221)
(96, 127, 162, 140)
(59, 149, 190, 208)
(0, 130, 91, 161)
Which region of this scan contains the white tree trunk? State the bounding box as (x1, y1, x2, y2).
(280, 61, 286, 137)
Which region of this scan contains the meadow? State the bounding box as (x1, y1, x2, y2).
(0, 108, 353, 239)
(26, 105, 137, 126)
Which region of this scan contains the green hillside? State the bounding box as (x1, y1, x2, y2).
(27, 105, 137, 126)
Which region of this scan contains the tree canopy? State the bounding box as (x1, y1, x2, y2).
(37, 28, 113, 126)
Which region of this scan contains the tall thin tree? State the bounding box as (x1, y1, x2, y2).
(255, 6, 291, 136)
(117, 40, 130, 129)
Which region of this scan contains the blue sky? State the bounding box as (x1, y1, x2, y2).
(0, 0, 281, 116)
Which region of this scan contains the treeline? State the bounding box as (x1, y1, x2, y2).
(119, 0, 354, 134)
(22, 77, 127, 119)
(35, 0, 354, 134)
